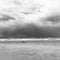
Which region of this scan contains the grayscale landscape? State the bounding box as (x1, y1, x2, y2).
(0, 38, 60, 60)
(0, 0, 60, 60)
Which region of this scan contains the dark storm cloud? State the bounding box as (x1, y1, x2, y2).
(0, 13, 60, 38)
(45, 15, 60, 24)
(0, 14, 15, 21)
(0, 0, 60, 38)
(0, 23, 60, 38)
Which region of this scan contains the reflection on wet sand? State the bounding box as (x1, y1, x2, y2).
(0, 41, 59, 60)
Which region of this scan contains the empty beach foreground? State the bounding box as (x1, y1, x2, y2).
(0, 42, 60, 60)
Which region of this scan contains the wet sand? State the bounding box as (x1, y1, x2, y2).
(0, 41, 60, 60)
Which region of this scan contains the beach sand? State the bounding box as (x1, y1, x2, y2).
(0, 41, 60, 60)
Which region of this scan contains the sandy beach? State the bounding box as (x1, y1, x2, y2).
(0, 40, 59, 60)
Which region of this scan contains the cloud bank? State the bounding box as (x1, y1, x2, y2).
(0, 0, 60, 38)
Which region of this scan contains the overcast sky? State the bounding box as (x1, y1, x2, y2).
(0, 0, 60, 38)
